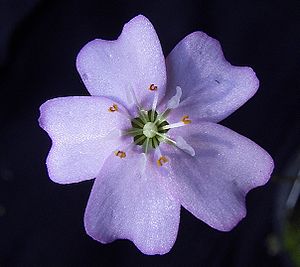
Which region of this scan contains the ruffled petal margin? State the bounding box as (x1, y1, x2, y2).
(160, 122, 273, 231)
(77, 15, 167, 113)
(165, 31, 259, 123)
(84, 152, 180, 255)
(39, 96, 130, 184)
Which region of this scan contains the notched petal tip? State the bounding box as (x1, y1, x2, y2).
(217, 206, 247, 232)
(38, 109, 45, 130)
(125, 14, 151, 25)
(83, 152, 180, 255)
(38, 98, 60, 131)
(166, 30, 262, 123)
(75, 39, 100, 82)
(134, 241, 175, 256)
(234, 65, 260, 99)
(187, 31, 260, 96)
(39, 96, 130, 184)
(76, 14, 166, 110)
(166, 122, 274, 233)
(251, 148, 274, 189)
(84, 211, 175, 255)
(184, 31, 223, 58)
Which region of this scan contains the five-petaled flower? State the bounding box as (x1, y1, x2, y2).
(39, 15, 274, 255)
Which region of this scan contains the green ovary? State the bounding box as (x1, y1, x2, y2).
(130, 110, 169, 150)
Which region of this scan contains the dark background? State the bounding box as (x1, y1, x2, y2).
(0, 0, 299, 266)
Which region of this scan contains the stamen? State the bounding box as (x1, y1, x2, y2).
(153, 109, 168, 124)
(115, 150, 126, 158)
(139, 109, 149, 124)
(152, 136, 159, 148)
(129, 87, 142, 110)
(152, 130, 176, 145)
(108, 104, 118, 112)
(159, 121, 185, 131)
(181, 115, 191, 124)
(149, 84, 158, 91)
(158, 115, 191, 131)
(157, 156, 168, 167)
(125, 128, 144, 135)
(134, 135, 146, 145)
(153, 87, 182, 125)
(144, 137, 151, 154)
(111, 104, 132, 121)
(151, 92, 159, 122)
(132, 118, 144, 128)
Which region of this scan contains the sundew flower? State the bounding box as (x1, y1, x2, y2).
(39, 15, 274, 255)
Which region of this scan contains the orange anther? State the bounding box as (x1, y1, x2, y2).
(115, 150, 126, 158)
(108, 104, 118, 112)
(181, 115, 191, 124)
(157, 156, 168, 167)
(149, 84, 158, 91)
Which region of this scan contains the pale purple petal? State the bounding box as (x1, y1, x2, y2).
(84, 152, 180, 255)
(165, 32, 259, 123)
(39, 96, 130, 184)
(160, 122, 273, 231)
(76, 15, 166, 112)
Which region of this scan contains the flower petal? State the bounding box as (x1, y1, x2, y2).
(160, 122, 273, 231)
(165, 32, 259, 123)
(39, 96, 130, 184)
(84, 152, 180, 255)
(76, 15, 166, 112)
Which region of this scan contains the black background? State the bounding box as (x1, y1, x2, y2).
(0, 0, 299, 266)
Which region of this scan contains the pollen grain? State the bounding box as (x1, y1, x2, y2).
(149, 84, 158, 91)
(157, 156, 168, 167)
(108, 104, 118, 112)
(115, 150, 126, 158)
(181, 115, 191, 124)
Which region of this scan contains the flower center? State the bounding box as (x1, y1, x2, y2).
(114, 85, 195, 158)
(143, 122, 157, 138)
(128, 110, 170, 151)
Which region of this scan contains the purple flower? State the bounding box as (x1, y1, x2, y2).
(39, 15, 274, 255)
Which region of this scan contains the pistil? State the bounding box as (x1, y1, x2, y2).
(143, 122, 158, 138)
(121, 84, 195, 155)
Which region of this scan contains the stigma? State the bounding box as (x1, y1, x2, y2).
(143, 122, 158, 138)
